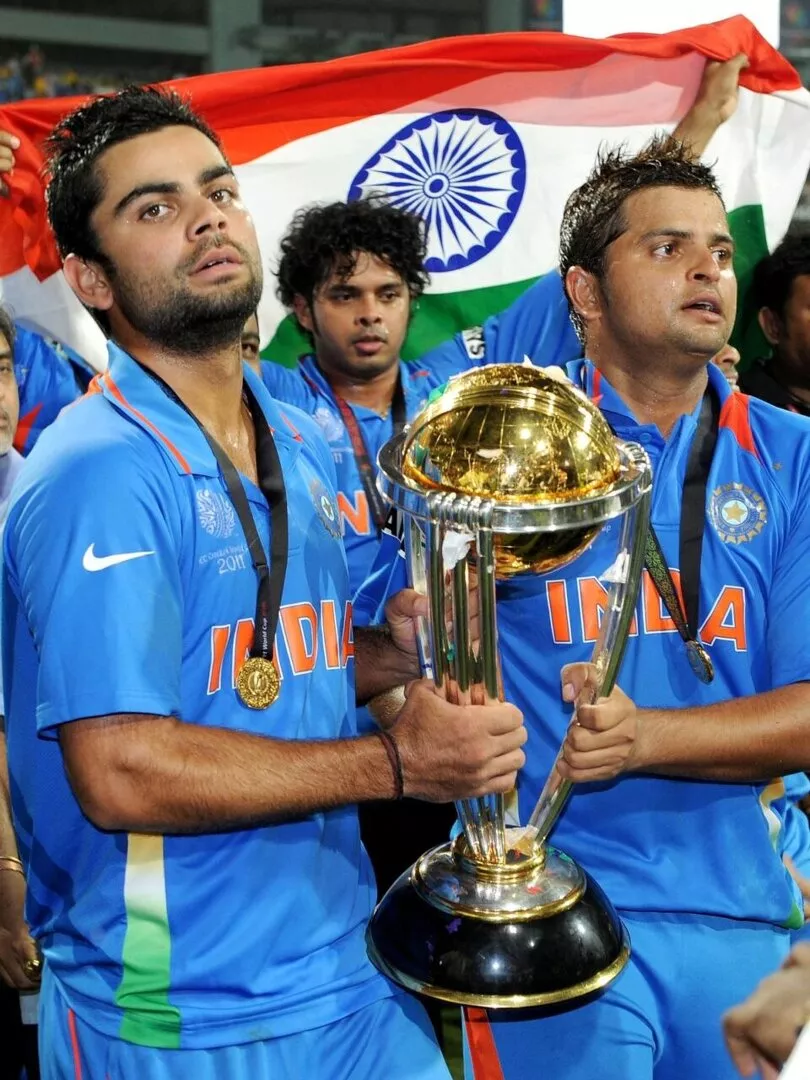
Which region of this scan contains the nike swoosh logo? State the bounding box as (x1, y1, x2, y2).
(82, 544, 155, 572)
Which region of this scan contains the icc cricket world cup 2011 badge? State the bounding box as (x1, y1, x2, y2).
(237, 656, 280, 709)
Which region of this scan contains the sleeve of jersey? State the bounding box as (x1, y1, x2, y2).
(13, 328, 80, 455)
(8, 447, 183, 734)
(352, 531, 408, 628)
(766, 488, 810, 689)
(417, 271, 581, 387)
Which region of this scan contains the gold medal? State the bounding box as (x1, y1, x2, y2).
(685, 639, 714, 685)
(236, 656, 280, 709)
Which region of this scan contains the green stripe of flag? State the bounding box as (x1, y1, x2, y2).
(115, 834, 181, 1048)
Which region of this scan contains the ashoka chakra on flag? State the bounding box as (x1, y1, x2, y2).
(347, 109, 526, 273)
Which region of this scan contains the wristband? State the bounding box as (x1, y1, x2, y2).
(375, 729, 404, 800)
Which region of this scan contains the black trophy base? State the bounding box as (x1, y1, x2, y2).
(366, 836, 630, 1009)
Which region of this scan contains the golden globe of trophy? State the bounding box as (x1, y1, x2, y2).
(366, 362, 652, 1007)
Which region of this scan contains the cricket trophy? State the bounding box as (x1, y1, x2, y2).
(366, 362, 652, 1007)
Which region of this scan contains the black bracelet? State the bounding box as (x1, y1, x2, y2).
(375, 729, 404, 800)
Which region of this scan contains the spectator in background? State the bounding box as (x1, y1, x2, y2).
(0, 304, 40, 1080)
(240, 312, 261, 375)
(12, 326, 80, 455)
(0, 128, 18, 194)
(713, 343, 740, 389)
(724, 943, 810, 1078)
(740, 234, 810, 413)
(0, 309, 22, 520)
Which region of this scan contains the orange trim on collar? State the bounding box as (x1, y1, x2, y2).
(279, 409, 304, 442)
(591, 367, 603, 406)
(719, 391, 759, 459)
(103, 372, 192, 474)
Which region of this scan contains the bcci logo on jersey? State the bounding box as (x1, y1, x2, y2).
(710, 483, 767, 545)
(196, 488, 236, 540)
(310, 478, 342, 539)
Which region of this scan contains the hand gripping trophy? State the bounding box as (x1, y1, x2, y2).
(367, 362, 652, 1008)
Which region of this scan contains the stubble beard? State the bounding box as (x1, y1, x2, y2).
(113, 252, 263, 356)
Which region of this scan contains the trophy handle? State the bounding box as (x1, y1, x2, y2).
(522, 484, 651, 849)
(409, 494, 506, 864)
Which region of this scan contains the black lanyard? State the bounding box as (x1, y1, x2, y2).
(140, 367, 287, 669)
(643, 389, 719, 683)
(328, 372, 406, 535)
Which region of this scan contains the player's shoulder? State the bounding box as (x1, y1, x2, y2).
(739, 391, 810, 468)
(260, 359, 316, 413)
(268, 396, 336, 477)
(745, 391, 810, 442)
(733, 392, 810, 511)
(13, 386, 169, 502)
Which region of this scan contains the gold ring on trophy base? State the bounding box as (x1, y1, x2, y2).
(368, 937, 631, 1010)
(236, 657, 280, 710)
(450, 831, 547, 879)
(411, 837, 585, 922)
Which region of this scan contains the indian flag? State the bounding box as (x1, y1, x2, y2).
(0, 14, 807, 372)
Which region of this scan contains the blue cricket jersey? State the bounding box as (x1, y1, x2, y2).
(2, 345, 391, 1049)
(261, 270, 581, 604)
(417, 270, 579, 375)
(496, 360, 810, 928)
(12, 325, 80, 454)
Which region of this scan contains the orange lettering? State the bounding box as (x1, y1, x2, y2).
(280, 603, 319, 674)
(578, 577, 637, 642)
(337, 491, 371, 536)
(207, 624, 231, 695)
(322, 599, 341, 669)
(341, 601, 355, 666)
(546, 580, 572, 644)
(701, 586, 747, 651)
(578, 578, 609, 642)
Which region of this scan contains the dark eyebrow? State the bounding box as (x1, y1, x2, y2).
(326, 282, 359, 293)
(113, 181, 178, 217)
(113, 164, 235, 218)
(638, 227, 734, 248)
(199, 164, 234, 188)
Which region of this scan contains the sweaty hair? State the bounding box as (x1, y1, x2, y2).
(0, 305, 15, 358)
(559, 135, 725, 342)
(45, 84, 224, 265)
(275, 198, 429, 308)
(752, 233, 810, 319)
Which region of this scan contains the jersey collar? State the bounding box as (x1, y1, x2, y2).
(567, 357, 731, 437)
(100, 342, 305, 479)
(297, 353, 425, 418)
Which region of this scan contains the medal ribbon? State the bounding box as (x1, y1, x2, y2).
(642, 388, 719, 683)
(304, 368, 406, 536)
(139, 367, 288, 674)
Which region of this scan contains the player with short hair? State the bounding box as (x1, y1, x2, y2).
(1, 85, 529, 1080)
(462, 136, 810, 1080)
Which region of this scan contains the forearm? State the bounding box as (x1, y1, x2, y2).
(632, 684, 810, 782)
(60, 715, 397, 834)
(672, 104, 722, 159)
(354, 625, 420, 704)
(0, 730, 20, 859)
